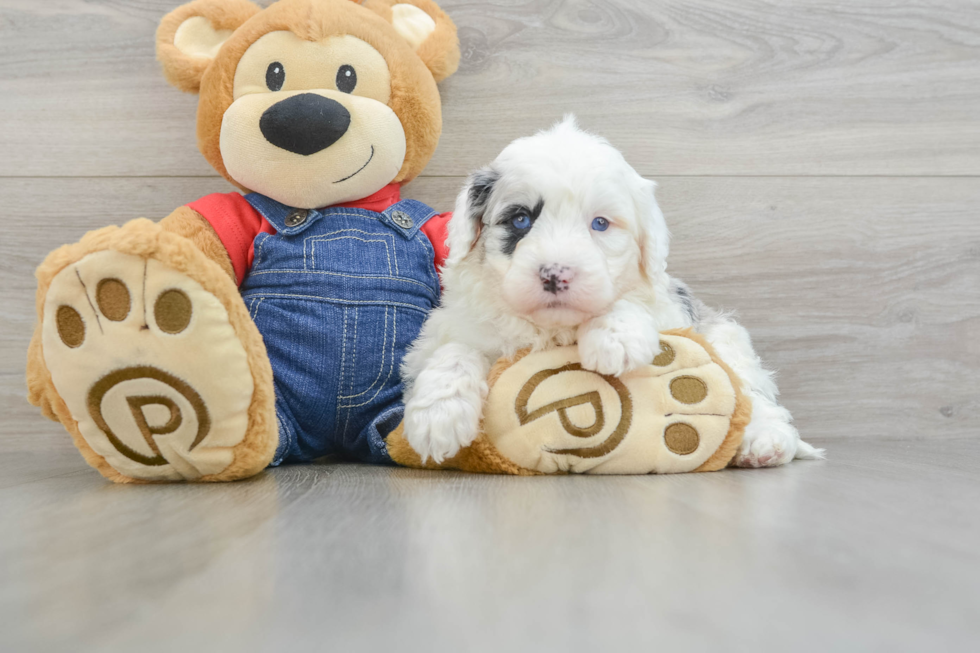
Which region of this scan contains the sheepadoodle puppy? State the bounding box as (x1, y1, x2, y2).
(402, 117, 823, 468)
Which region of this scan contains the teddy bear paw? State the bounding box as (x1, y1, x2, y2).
(39, 246, 269, 481)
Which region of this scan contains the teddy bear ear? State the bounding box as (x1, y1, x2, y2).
(156, 0, 261, 94)
(363, 0, 461, 82)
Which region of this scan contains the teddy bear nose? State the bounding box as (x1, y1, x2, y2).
(260, 93, 351, 156)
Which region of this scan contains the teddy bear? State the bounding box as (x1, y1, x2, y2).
(27, 0, 462, 483)
(26, 0, 751, 483)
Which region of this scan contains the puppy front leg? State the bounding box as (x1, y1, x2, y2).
(578, 300, 661, 376)
(403, 343, 490, 464)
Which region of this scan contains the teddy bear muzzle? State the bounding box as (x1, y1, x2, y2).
(259, 92, 352, 156)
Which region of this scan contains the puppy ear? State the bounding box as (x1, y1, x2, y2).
(446, 167, 499, 267)
(363, 0, 461, 81)
(636, 179, 671, 279)
(156, 0, 260, 93)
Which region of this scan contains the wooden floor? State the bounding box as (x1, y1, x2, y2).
(1, 1, 978, 650)
(2, 438, 979, 651)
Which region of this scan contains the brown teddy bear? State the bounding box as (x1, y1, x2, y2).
(26, 0, 749, 483)
(27, 0, 461, 482)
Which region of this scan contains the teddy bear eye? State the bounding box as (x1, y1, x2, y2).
(337, 65, 357, 93)
(266, 62, 285, 92)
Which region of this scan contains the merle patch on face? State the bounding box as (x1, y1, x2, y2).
(499, 199, 544, 256)
(465, 168, 501, 251)
(470, 168, 500, 209)
(468, 168, 499, 218)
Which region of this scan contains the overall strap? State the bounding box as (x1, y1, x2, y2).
(377, 199, 438, 241)
(243, 193, 323, 236)
(245, 194, 439, 241)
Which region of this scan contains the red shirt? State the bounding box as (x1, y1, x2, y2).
(188, 184, 451, 286)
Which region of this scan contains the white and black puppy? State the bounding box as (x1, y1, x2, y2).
(401, 117, 823, 468)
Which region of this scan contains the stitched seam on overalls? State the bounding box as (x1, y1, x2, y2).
(242, 292, 430, 313)
(313, 211, 381, 222)
(339, 307, 397, 409)
(338, 305, 390, 401)
(337, 306, 349, 411)
(339, 306, 359, 441)
(309, 235, 394, 274)
(292, 213, 399, 240)
(413, 231, 440, 289)
(307, 227, 397, 237)
(243, 269, 437, 297)
(253, 233, 271, 269)
(347, 306, 359, 399)
(307, 234, 396, 275)
(275, 407, 288, 457)
(248, 297, 265, 321)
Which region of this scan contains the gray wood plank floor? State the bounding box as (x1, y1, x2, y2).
(1, 0, 978, 650)
(2, 438, 979, 652)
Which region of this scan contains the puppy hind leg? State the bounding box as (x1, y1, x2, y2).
(698, 314, 824, 467)
(736, 394, 805, 467)
(699, 314, 779, 403)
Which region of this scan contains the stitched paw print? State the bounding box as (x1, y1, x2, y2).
(480, 334, 746, 474)
(41, 250, 256, 481)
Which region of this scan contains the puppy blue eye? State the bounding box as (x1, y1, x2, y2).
(511, 214, 532, 230)
(592, 217, 610, 232)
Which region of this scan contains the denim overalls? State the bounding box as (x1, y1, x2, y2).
(239, 194, 441, 465)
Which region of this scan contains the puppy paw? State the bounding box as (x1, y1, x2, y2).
(578, 323, 659, 376)
(405, 390, 484, 464)
(732, 399, 800, 468)
(403, 345, 489, 464)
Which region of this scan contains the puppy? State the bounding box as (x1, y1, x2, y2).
(401, 117, 823, 468)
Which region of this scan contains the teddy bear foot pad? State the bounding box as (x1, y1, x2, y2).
(485, 332, 749, 474)
(389, 331, 750, 475)
(31, 220, 277, 482)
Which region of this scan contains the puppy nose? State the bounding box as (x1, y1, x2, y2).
(539, 264, 575, 294)
(260, 93, 351, 156)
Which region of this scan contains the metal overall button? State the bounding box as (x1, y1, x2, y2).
(391, 210, 414, 229)
(285, 209, 309, 228)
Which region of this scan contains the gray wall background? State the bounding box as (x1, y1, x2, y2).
(1, 0, 978, 454)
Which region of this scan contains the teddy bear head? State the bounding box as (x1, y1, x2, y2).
(156, 0, 459, 209)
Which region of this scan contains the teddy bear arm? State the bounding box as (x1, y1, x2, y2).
(158, 206, 236, 282)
